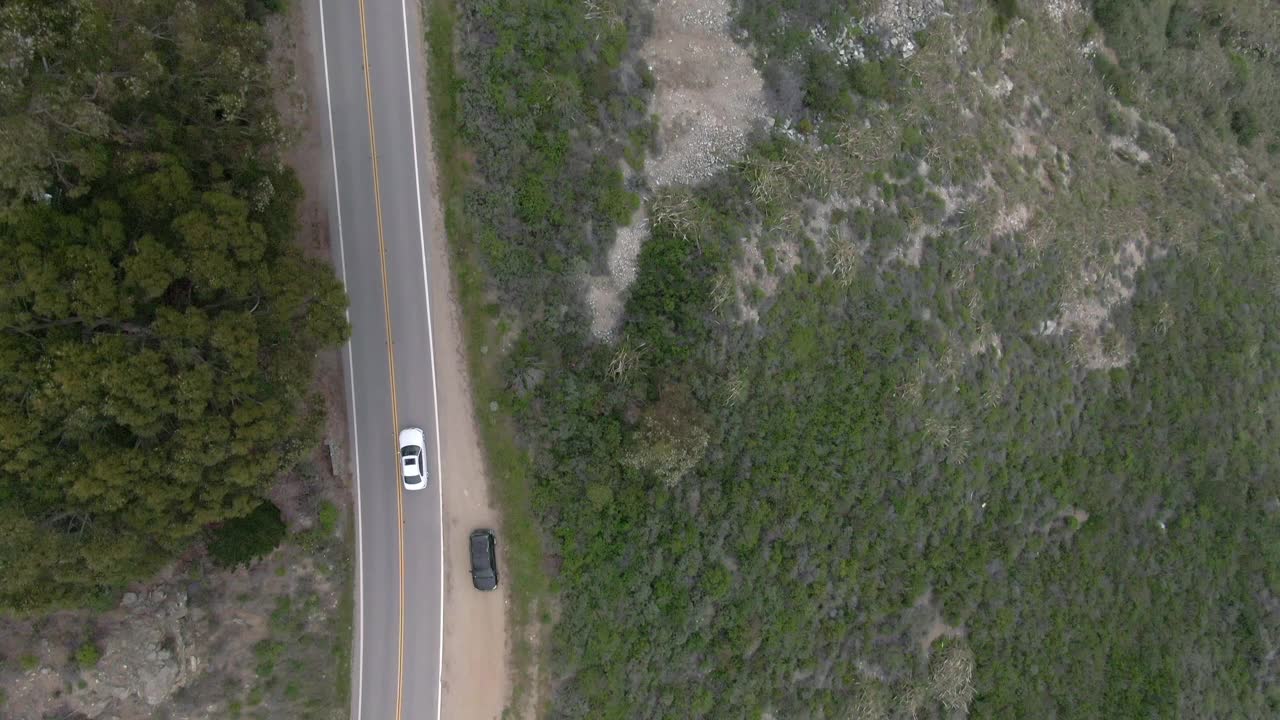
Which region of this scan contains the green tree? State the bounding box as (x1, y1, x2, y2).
(0, 0, 348, 611)
(207, 502, 288, 569)
(0, 2, 112, 209)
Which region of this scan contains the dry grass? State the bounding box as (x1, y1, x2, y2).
(928, 641, 976, 713)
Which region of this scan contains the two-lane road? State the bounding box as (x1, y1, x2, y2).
(311, 0, 444, 718)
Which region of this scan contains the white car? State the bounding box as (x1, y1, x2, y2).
(398, 427, 428, 491)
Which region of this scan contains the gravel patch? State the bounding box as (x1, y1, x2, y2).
(870, 0, 945, 58)
(608, 212, 649, 289)
(642, 0, 766, 188)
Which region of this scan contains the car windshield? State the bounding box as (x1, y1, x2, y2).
(400, 446, 418, 458)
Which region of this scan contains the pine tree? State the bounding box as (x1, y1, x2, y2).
(0, 0, 349, 611)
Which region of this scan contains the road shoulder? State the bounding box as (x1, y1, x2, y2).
(403, 0, 513, 717)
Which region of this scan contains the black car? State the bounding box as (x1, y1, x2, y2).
(469, 529, 499, 591)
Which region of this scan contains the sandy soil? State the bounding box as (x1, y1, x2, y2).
(400, 1, 512, 717)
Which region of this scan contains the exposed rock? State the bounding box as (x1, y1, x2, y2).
(870, 0, 945, 59)
(69, 588, 201, 717)
(1109, 135, 1151, 165)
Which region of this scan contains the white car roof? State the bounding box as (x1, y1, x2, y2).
(401, 455, 423, 478)
(398, 427, 425, 447)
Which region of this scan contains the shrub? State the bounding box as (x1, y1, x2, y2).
(75, 642, 101, 669)
(253, 639, 285, 678)
(871, 211, 908, 255)
(921, 191, 948, 224)
(901, 126, 927, 157)
(594, 165, 640, 225)
(850, 60, 889, 100)
(805, 50, 855, 115)
(1231, 106, 1258, 146)
(1164, 2, 1199, 48)
(245, 0, 285, 22)
(1091, 54, 1136, 104)
(463, 0, 1280, 717)
(622, 383, 710, 488)
(990, 0, 1019, 32)
(625, 228, 721, 366)
(207, 502, 287, 569)
(317, 501, 339, 535)
(586, 484, 614, 510)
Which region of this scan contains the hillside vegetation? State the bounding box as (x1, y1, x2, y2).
(0, 0, 348, 612)
(452, 0, 1280, 717)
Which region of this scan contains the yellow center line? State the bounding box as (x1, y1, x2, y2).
(356, 0, 407, 718)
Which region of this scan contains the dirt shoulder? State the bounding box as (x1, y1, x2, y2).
(403, 0, 512, 717)
(417, 114, 513, 720)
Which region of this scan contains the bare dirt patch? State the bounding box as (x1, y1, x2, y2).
(586, 0, 767, 340)
(585, 210, 647, 341)
(586, 273, 628, 341)
(642, 0, 766, 187)
(1055, 229, 1152, 369)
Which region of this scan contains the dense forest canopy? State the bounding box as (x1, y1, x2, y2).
(0, 0, 348, 611)
(450, 0, 1280, 717)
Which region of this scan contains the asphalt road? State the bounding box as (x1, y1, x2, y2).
(311, 0, 445, 718)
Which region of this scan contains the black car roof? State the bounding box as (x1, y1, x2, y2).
(469, 532, 492, 569)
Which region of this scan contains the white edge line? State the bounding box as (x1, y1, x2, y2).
(318, 4, 366, 720)
(400, 0, 447, 717)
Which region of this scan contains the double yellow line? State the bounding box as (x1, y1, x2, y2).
(357, 0, 407, 717)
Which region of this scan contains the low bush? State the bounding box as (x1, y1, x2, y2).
(207, 502, 287, 569)
(317, 501, 339, 536)
(74, 642, 101, 669)
(850, 58, 889, 100)
(990, 0, 1020, 32)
